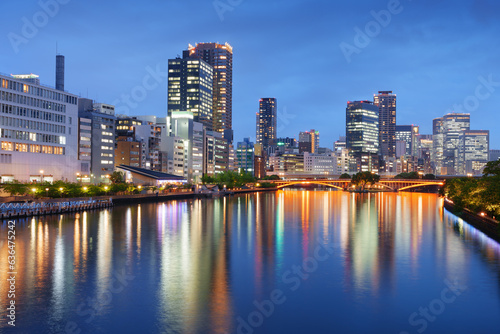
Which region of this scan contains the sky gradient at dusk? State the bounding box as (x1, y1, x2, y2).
(2, 0, 499, 148)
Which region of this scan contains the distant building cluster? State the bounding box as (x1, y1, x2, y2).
(258, 91, 493, 177)
(0, 50, 496, 184)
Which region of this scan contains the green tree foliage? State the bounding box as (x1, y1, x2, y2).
(483, 160, 500, 176)
(351, 172, 380, 191)
(110, 171, 125, 184)
(261, 175, 280, 180)
(1, 180, 28, 196)
(443, 170, 500, 217)
(202, 171, 257, 189)
(395, 172, 419, 179)
(339, 173, 351, 179)
(423, 174, 436, 180)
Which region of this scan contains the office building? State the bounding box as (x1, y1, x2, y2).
(204, 129, 229, 176)
(346, 101, 379, 172)
(374, 91, 396, 158)
(268, 153, 304, 175)
(184, 42, 233, 137)
(78, 99, 116, 183)
(334, 136, 346, 151)
(299, 129, 319, 153)
(276, 137, 297, 148)
(304, 152, 336, 175)
(166, 112, 204, 183)
(459, 130, 489, 175)
(0, 72, 78, 183)
(236, 138, 254, 174)
(167, 57, 213, 130)
(433, 113, 470, 175)
(256, 98, 277, 152)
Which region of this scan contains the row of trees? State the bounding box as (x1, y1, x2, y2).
(394, 172, 436, 180)
(441, 160, 500, 218)
(201, 171, 256, 189)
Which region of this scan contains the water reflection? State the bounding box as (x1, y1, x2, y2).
(0, 191, 499, 333)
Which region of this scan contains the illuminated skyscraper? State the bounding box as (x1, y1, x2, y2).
(458, 130, 489, 175)
(167, 57, 213, 130)
(298, 130, 320, 153)
(346, 100, 379, 172)
(374, 91, 396, 158)
(184, 42, 233, 138)
(442, 113, 470, 175)
(256, 98, 277, 152)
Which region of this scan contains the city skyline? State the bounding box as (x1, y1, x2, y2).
(1, 0, 499, 149)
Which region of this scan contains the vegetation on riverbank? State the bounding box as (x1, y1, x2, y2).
(201, 171, 256, 189)
(441, 161, 500, 218)
(0, 179, 191, 199)
(350, 172, 380, 191)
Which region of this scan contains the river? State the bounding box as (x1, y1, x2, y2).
(1, 190, 499, 333)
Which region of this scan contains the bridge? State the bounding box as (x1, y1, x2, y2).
(267, 179, 444, 192)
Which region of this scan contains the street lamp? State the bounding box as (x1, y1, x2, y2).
(45, 187, 49, 197)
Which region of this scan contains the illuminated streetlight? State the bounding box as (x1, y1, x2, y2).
(32, 188, 36, 193)
(59, 187, 63, 191)
(104, 186, 108, 191)
(83, 187, 88, 191)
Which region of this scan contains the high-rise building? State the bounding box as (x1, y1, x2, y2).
(374, 91, 396, 158)
(298, 129, 320, 153)
(184, 43, 233, 137)
(256, 98, 277, 152)
(441, 113, 470, 175)
(203, 129, 229, 176)
(459, 130, 489, 175)
(0, 73, 78, 183)
(168, 112, 204, 183)
(346, 101, 379, 172)
(236, 138, 254, 174)
(395, 125, 412, 157)
(78, 99, 116, 183)
(432, 117, 444, 173)
(167, 57, 213, 130)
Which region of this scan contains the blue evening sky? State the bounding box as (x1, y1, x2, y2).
(1, 0, 499, 148)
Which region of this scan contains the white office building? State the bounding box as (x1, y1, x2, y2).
(0, 73, 78, 183)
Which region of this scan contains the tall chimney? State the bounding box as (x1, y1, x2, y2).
(56, 54, 65, 91)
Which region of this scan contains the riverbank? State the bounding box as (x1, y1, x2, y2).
(0, 187, 278, 219)
(443, 198, 500, 242)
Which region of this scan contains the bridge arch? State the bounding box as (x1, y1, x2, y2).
(398, 182, 443, 192)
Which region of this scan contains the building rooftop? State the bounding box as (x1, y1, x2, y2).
(118, 165, 186, 181)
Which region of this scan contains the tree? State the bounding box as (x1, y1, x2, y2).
(423, 174, 436, 180)
(110, 171, 125, 184)
(483, 160, 500, 176)
(201, 174, 214, 184)
(1, 180, 28, 196)
(395, 172, 419, 179)
(339, 173, 351, 179)
(351, 172, 380, 191)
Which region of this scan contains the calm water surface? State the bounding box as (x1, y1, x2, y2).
(1, 191, 500, 334)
